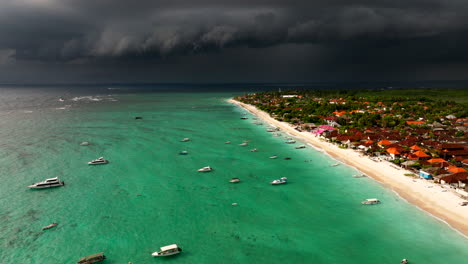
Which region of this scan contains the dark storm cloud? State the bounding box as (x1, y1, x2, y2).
(1, 0, 468, 83)
(1, 0, 467, 62)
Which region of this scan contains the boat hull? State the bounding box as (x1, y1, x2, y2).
(28, 183, 64, 189)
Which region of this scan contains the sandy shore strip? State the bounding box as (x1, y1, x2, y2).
(229, 99, 468, 237)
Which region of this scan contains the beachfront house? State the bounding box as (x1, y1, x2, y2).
(419, 170, 433, 179)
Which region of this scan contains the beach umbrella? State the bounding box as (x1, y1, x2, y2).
(410, 145, 422, 151)
(386, 147, 401, 155)
(377, 140, 392, 146)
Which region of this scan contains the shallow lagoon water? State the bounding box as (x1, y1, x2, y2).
(0, 87, 467, 264)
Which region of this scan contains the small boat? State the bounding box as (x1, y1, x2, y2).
(80, 141, 90, 146)
(250, 148, 258, 152)
(77, 252, 106, 264)
(134, 116, 142, 119)
(239, 142, 248, 146)
(285, 140, 296, 144)
(266, 129, 275, 132)
(232, 203, 238, 206)
(42, 223, 58, 230)
(28, 177, 65, 189)
(400, 259, 409, 264)
(331, 163, 339, 167)
(269, 155, 278, 159)
(284, 157, 291, 160)
(179, 151, 188, 155)
(198, 166, 212, 172)
(152, 244, 182, 257)
(240, 117, 248, 120)
(362, 198, 380, 205)
(460, 201, 468, 206)
(353, 174, 367, 178)
(87, 157, 108, 165)
(229, 177, 240, 183)
(295, 145, 306, 149)
(225, 141, 231, 144)
(181, 138, 190, 142)
(270, 177, 287, 185)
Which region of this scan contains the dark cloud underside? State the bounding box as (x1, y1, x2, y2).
(0, 0, 467, 82)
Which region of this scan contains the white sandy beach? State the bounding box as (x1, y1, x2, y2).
(230, 99, 468, 237)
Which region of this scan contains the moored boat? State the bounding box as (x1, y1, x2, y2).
(87, 157, 108, 165)
(400, 259, 409, 264)
(42, 223, 58, 230)
(270, 177, 287, 185)
(80, 141, 90, 146)
(295, 145, 306, 149)
(152, 244, 182, 257)
(181, 138, 190, 142)
(285, 140, 296, 144)
(28, 177, 65, 189)
(179, 151, 188, 155)
(331, 163, 339, 167)
(362, 198, 380, 205)
(239, 142, 248, 146)
(198, 166, 212, 172)
(269, 155, 278, 159)
(250, 148, 258, 152)
(77, 252, 106, 264)
(229, 177, 240, 183)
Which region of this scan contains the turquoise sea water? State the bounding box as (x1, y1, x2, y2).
(0, 86, 467, 264)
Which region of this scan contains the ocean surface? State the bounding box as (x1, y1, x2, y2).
(0, 85, 467, 264)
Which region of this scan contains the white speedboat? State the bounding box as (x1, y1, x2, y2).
(181, 138, 190, 142)
(152, 244, 182, 257)
(266, 128, 275, 132)
(229, 177, 240, 183)
(87, 157, 108, 165)
(270, 177, 287, 185)
(295, 145, 306, 149)
(250, 148, 258, 152)
(225, 141, 231, 144)
(28, 177, 65, 189)
(353, 174, 367, 178)
(400, 259, 409, 264)
(42, 223, 58, 230)
(362, 198, 380, 205)
(179, 151, 188, 155)
(285, 140, 296, 144)
(239, 142, 248, 146)
(331, 163, 339, 167)
(80, 141, 90, 146)
(269, 155, 278, 159)
(198, 166, 212, 172)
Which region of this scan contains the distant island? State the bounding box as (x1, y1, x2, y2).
(231, 88, 468, 235)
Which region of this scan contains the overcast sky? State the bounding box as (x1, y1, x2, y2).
(0, 0, 467, 83)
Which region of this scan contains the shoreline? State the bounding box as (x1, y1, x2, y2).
(229, 99, 468, 237)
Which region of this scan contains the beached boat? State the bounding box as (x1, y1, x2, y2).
(295, 145, 306, 149)
(198, 166, 212, 172)
(80, 141, 90, 146)
(271, 177, 287, 185)
(460, 201, 468, 206)
(28, 177, 64, 189)
(42, 223, 58, 230)
(400, 259, 408, 264)
(77, 252, 106, 264)
(362, 198, 380, 205)
(269, 155, 278, 159)
(285, 140, 296, 144)
(229, 177, 240, 183)
(179, 151, 188, 155)
(181, 138, 190, 142)
(87, 157, 108, 165)
(151, 244, 182, 257)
